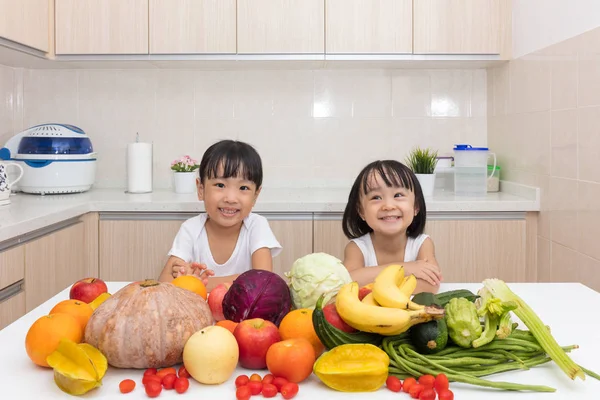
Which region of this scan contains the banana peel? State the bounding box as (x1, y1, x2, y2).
(89, 293, 111, 311)
(46, 339, 107, 395)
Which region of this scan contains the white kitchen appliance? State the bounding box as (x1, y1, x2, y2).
(0, 124, 97, 194)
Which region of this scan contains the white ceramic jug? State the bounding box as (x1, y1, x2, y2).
(0, 161, 24, 205)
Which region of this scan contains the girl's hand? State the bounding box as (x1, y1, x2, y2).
(190, 263, 215, 286)
(405, 260, 442, 286)
(172, 260, 192, 278)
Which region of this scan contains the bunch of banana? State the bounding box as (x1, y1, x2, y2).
(372, 264, 424, 310)
(336, 282, 444, 336)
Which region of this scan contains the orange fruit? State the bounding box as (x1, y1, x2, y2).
(172, 275, 207, 300)
(216, 320, 239, 334)
(25, 313, 83, 367)
(278, 308, 324, 357)
(266, 338, 315, 383)
(50, 299, 94, 331)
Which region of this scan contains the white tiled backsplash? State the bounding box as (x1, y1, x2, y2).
(0, 65, 487, 189)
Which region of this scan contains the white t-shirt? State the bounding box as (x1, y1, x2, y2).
(350, 233, 429, 267)
(167, 213, 282, 277)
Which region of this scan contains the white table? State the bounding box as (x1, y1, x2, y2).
(1, 282, 599, 399)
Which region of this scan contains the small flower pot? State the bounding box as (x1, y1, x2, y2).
(173, 171, 197, 194)
(415, 173, 436, 197)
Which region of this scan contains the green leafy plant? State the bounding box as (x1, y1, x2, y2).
(405, 147, 439, 174)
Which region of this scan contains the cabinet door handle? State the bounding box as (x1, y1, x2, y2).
(0, 279, 24, 303)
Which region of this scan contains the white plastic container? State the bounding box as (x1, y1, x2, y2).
(434, 156, 454, 191)
(453, 144, 496, 196)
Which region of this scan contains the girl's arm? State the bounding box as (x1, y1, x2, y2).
(203, 247, 274, 292)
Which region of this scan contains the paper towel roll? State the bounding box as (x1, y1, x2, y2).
(127, 142, 153, 193)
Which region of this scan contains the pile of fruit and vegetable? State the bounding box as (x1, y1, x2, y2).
(23, 253, 600, 398)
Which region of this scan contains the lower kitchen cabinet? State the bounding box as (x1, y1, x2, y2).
(267, 217, 313, 278)
(313, 217, 348, 261)
(0, 245, 25, 329)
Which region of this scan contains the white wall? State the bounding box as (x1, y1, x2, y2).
(513, 0, 600, 58)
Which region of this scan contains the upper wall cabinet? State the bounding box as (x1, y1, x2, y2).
(55, 0, 148, 55)
(0, 0, 49, 52)
(237, 0, 324, 54)
(149, 0, 236, 54)
(413, 0, 501, 54)
(326, 0, 412, 54)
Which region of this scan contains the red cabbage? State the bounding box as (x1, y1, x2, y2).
(222, 270, 292, 326)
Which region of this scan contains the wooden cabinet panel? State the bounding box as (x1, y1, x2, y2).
(99, 220, 183, 282)
(24, 222, 86, 311)
(313, 219, 348, 262)
(425, 219, 527, 283)
(149, 0, 236, 54)
(0, 245, 24, 289)
(55, 0, 148, 54)
(237, 0, 324, 54)
(414, 0, 501, 54)
(0, 0, 49, 52)
(0, 291, 25, 330)
(268, 219, 313, 278)
(326, 0, 412, 54)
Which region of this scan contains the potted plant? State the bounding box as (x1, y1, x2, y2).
(405, 147, 438, 197)
(171, 155, 200, 194)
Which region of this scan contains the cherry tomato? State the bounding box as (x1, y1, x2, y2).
(281, 382, 299, 399)
(262, 374, 274, 385)
(119, 379, 136, 394)
(144, 368, 157, 376)
(247, 381, 263, 395)
(156, 368, 177, 379)
(386, 376, 402, 392)
(262, 383, 278, 398)
(178, 365, 190, 379)
(144, 381, 162, 398)
(236, 385, 252, 400)
(142, 375, 162, 386)
(434, 373, 450, 393)
(409, 384, 424, 399)
(272, 377, 288, 392)
(235, 375, 250, 388)
(174, 377, 189, 394)
(419, 388, 436, 400)
(162, 373, 177, 390)
(403, 377, 417, 393)
(438, 389, 455, 400)
(250, 373, 262, 382)
(418, 374, 435, 389)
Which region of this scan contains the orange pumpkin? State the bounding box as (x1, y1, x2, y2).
(49, 299, 94, 331)
(25, 313, 83, 367)
(84, 280, 214, 369)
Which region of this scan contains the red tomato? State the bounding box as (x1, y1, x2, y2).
(144, 381, 162, 398)
(143, 368, 157, 376)
(403, 377, 417, 393)
(178, 365, 190, 379)
(262, 383, 278, 398)
(156, 368, 177, 379)
(386, 376, 402, 392)
(419, 388, 436, 400)
(235, 375, 250, 388)
(418, 374, 435, 389)
(162, 373, 177, 390)
(174, 377, 189, 394)
(409, 384, 424, 399)
(438, 389, 455, 400)
(250, 373, 262, 382)
(281, 382, 299, 399)
(434, 373, 450, 393)
(247, 381, 263, 395)
(142, 375, 162, 386)
(236, 386, 251, 400)
(262, 374, 274, 385)
(119, 379, 136, 394)
(272, 377, 288, 392)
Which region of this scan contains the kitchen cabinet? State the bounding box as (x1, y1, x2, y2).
(149, 0, 236, 54)
(413, 0, 501, 54)
(313, 218, 348, 261)
(55, 0, 148, 55)
(237, 0, 324, 54)
(268, 218, 313, 278)
(24, 221, 88, 311)
(325, 0, 412, 54)
(0, 0, 49, 52)
(0, 245, 25, 329)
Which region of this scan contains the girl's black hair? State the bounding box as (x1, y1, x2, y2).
(342, 160, 427, 239)
(198, 140, 263, 188)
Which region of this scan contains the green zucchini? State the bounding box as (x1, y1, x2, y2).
(412, 289, 479, 308)
(410, 319, 448, 354)
(312, 294, 383, 350)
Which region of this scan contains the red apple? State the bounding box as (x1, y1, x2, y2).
(323, 303, 357, 333)
(208, 283, 231, 321)
(233, 318, 281, 369)
(358, 287, 372, 301)
(69, 278, 108, 303)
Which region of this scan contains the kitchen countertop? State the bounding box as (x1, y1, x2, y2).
(0, 181, 539, 243)
(0, 282, 598, 399)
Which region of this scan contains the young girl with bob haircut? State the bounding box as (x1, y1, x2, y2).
(158, 140, 282, 291)
(342, 160, 442, 294)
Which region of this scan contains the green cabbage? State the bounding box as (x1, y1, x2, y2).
(285, 253, 352, 309)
